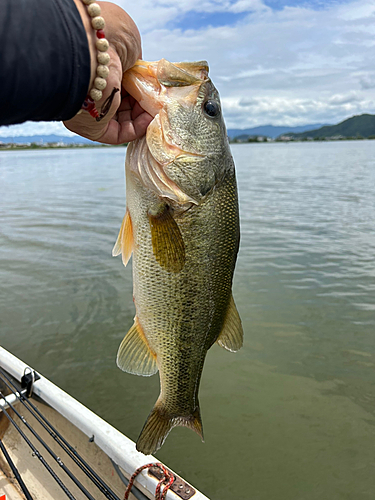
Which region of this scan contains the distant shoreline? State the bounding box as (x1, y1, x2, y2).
(1, 136, 375, 151)
(0, 143, 127, 151)
(229, 136, 375, 144)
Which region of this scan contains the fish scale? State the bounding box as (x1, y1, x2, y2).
(113, 59, 243, 455)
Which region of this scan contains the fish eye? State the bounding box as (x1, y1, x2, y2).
(203, 100, 220, 118)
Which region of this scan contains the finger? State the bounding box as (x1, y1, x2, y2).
(117, 95, 152, 122)
(131, 100, 149, 121)
(117, 94, 133, 113)
(96, 111, 153, 144)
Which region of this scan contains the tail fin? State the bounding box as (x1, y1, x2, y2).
(136, 401, 204, 455)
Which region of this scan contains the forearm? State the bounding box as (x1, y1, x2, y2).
(0, 0, 91, 125)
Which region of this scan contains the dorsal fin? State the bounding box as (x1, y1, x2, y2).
(216, 294, 243, 352)
(112, 209, 134, 266)
(116, 317, 158, 376)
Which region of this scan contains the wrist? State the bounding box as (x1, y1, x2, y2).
(73, 0, 97, 94)
(74, 0, 114, 120)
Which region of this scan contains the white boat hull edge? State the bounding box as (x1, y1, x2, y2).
(0, 346, 209, 500)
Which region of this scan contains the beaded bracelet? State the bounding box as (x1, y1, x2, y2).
(80, 0, 111, 120)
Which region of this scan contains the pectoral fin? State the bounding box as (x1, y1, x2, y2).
(148, 205, 185, 273)
(216, 294, 243, 352)
(112, 209, 133, 266)
(116, 317, 158, 376)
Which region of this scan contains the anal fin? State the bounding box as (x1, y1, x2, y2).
(148, 204, 185, 273)
(216, 294, 243, 352)
(116, 317, 158, 376)
(112, 208, 133, 266)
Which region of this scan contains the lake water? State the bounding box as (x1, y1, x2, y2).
(1, 141, 375, 500)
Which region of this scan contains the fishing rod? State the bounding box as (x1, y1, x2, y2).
(0, 435, 33, 500)
(0, 366, 122, 500)
(0, 390, 77, 500)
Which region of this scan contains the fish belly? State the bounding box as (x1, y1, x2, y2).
(126, 163, 239, 454)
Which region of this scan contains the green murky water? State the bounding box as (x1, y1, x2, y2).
(1, 142, 375, 499)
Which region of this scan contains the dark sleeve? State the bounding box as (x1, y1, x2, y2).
(0, 0, 91, 125)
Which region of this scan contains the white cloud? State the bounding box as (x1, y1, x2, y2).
(329, 91, 360, 105)
(221, 93, 375, 127)
(0, 121, 76, 138)
(137, 0, 375, 127)
(117, 0, 267, 30)
(359, 74, 375, 90)
(337, 0, 375, 21)
(3, 0, 375, 135)
(228, 0, 268, 13)
(114, 0, 266, 32)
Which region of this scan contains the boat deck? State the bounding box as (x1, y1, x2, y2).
(0, 347, 209, 500)
(0, 398, 135, 500)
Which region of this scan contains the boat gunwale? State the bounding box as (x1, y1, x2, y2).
(0, 346, 209, 500)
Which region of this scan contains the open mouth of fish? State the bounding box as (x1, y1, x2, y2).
(122, 59, 211, 206)
(122, 58, 209, 118)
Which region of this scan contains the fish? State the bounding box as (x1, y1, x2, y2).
(113, 59, 243, 455)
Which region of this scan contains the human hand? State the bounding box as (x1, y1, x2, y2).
(64, 1, 152, 144)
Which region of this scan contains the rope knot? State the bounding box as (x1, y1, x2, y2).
(124, 462, 174, 500)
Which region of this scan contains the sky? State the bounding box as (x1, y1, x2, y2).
(2, 0, 375, 137)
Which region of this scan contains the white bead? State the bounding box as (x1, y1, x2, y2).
(87, 3, 101, 17)
(81, 0, 95, 4)
(91, 16, 105, 30)
(94, 77, 107, 91)
(97, 51, 110, 65)
(96, 64, 109, 78)
(96, 38, 109, 52)
(90, 88, 102, 101)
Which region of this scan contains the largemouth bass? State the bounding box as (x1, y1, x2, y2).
(113, 59, 243, 455)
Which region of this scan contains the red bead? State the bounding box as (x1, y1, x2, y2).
(81, 96, 99, 118)
(96, 29, 105, 39)
(89, 107, 99, 118)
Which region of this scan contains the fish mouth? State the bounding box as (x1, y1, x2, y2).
(122, 59, 210, 163)
(122, 59, 209, 118)
(123, 59, 210, 206)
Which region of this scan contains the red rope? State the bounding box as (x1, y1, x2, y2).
(123, 462, 175, 500)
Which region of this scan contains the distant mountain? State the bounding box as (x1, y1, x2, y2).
(0, 134, 96, 145)
(227, 123, 329, 139)
(4, 115, 372, 145)
(284, 114, 375, 139)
